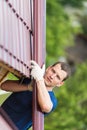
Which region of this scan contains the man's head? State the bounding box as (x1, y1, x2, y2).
(44, 61, 71, 88)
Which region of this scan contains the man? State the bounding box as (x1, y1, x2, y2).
(0, 60, 71, 130)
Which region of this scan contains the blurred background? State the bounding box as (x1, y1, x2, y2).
(45, 0, 87, 130)
(0, 0, 87, 130)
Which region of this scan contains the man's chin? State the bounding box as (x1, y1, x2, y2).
(44, 81, 51, 87)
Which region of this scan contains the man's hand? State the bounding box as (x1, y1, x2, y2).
(30, 60, 45, 81)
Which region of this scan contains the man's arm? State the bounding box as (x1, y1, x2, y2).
(36, 80, 53, 113)
(0, 80, 31, 92)
(30, 60, 53, 113)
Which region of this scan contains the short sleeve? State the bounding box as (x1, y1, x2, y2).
(19, 77, 31, 85)
(49, 91, 58, 112)
(44, 91, 58, 115)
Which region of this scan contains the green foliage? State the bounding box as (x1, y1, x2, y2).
(58, 0, 87, 8)
(46, 0, 75, 65)
(7, 73, 18, 80)
(0, 93, 11, 105)
(80, 15, 87, 34)
(46, 0, 87, 129)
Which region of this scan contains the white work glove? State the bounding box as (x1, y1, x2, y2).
(30, 60, 45, 81)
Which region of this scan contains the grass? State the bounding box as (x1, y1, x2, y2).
(0, 72, 18, 105)
(0, 92, 11, 105)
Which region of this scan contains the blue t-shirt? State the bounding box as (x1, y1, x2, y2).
(1, 78, 58, 130)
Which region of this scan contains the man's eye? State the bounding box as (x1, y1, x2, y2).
(52, 69, 55, 73)
(57, 75, 60, 80)
(57, 76, 59, 79)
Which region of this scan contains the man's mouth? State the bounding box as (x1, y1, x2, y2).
(47, 77, 52, 83)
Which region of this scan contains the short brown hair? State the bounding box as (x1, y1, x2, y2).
(52, 61, 71, 81)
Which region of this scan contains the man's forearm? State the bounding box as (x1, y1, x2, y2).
(36, 80, 53, 113)
(0, 80, 29, 92)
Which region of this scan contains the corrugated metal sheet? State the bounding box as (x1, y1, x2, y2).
(0, 0, 33, 78)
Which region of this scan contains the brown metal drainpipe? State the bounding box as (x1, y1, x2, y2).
(32, 0, 46, 130)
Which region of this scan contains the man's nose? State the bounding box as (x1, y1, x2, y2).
(50, 74, 56, 79)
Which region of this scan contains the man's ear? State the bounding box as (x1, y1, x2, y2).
(57, 81, 64, 87)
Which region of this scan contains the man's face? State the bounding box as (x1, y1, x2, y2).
(44, 64, 67, 88)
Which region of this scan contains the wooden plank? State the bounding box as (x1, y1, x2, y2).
(0, 61, 22, 78)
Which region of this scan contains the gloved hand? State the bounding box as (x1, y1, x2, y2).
(30, 60, 45, 81)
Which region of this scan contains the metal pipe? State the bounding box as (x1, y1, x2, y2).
(32, 0, 46, 130)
